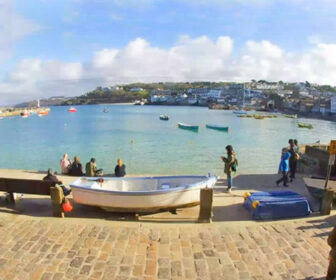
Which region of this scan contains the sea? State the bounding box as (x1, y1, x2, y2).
(0, 104, 335, 176)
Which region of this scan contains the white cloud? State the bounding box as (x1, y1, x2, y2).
(0, 0, 43, 65)
(1, 35, 336, 105)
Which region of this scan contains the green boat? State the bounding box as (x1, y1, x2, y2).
(298, 123, 313, 129)
(177, 122, 199, 132)
(206, 124, 229, 132)
(283, 114, 297, 119)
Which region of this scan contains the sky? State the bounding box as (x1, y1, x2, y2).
(1, 0, 336, 105)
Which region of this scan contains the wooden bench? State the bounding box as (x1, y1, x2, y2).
(0, 177, 65, 217)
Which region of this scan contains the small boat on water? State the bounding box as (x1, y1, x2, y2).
(159, 114, 169, 121)
(206, 124, 229, 132)
(70, 175, 217, 212)
(254, 115, 265, 120)
(68, 107, 77, 113)
(134, 100, 145, 106)
(298, 123, 313, 129)
(283, 114, 297, 119)
(38, 110, 49, 116)
(233, 110, 247, 115)
(177, 122, 199, 132)
(21, 111, 30, 118)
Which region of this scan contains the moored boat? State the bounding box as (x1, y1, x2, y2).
(68, 107, 77, 113)
(298, 123, 313, 129)
(233, 110, 247, 115)
(21, 111, 30, 118)
(283, 114, 297, 119)
(38, 110, 50, 116)
(206, 124, 229, 132)
(254, 115, 265, 120)
(159, 114, 169, 121)
(70, 175, 217, 212)
(177, 122, 199, 132)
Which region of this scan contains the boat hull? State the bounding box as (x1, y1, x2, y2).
(70, 176, 217, 212)
(206, 124, 229, 132)
(177, 123, 199, 131)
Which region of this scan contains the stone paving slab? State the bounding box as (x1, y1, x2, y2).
(0, 214, 332, 280)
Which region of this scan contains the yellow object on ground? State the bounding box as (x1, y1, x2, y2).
(244, 192, 251, 199)
(252, 200, 260, 208)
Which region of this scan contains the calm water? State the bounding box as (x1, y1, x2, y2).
(0, 105, 335, 175)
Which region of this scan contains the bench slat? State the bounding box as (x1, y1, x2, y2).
(0, 178, 58, 195)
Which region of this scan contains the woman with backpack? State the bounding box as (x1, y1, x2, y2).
(220, 145, 238, 193)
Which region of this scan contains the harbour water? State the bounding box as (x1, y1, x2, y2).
(0, 104, 335, 175)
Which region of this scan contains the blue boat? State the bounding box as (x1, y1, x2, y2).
(244, 191, 311, 220)
(233, 110, 247, 115)
(206, 124, 229, 132)
(177, 122, 199, 132)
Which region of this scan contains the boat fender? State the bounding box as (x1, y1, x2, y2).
(244, 192, 251, 200)
(252, 200, 260, 208)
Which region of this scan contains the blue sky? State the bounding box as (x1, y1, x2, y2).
(12, 0, 336, 62)
(1, 0, 336, 104)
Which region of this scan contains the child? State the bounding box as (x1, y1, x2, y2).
(276, 148, 291, 187)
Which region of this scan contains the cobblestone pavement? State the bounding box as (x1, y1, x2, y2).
(0, 214, 333, 280)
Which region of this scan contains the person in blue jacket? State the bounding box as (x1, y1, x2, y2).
(276, 148, 291, 187)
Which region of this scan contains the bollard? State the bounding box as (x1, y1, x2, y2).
(320, 190, 334, 216)
(199, 187, 213, 223)
(50, 186, 64, 218)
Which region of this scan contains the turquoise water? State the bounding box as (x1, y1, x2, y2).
(0, 104, 335, 175)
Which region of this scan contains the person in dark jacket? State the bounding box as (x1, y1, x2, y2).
(43, 168, 71, 196)
(276, 149, 291, 187)
(114, 159, 126, 177)
(327, 226, 336, 279)
(288, 139, 298, 181)
(69, 156, 84, 176)
(220, 145, 237, 192)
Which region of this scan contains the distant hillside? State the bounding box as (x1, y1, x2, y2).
(61, 86, 150, 105)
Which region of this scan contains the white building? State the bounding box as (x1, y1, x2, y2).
(207, 89, 222, 99)
(331, 97, 336, 114)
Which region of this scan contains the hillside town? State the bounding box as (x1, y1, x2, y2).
(1, 81, 336, 121)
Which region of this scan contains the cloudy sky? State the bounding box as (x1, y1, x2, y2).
(1, 0, 336, 105)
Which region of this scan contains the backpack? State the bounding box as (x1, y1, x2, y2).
(231, 158, 238, 172)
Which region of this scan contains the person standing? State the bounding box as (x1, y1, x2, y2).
(60, 154, 72, 174)
(276, 148, 291, 187)
(220, 145, 237, 193)
(289, 139, 300, 181)
(114, 159, 126, 177)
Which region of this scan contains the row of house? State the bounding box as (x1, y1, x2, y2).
(150, 85, 267, 107)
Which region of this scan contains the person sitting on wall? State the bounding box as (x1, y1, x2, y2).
(60, 153, 72, 174)
(69, 156, 84, 176)
(85, 158, 103, 177)
(114, 159, 126, 177)
(43, 168, 71, 196)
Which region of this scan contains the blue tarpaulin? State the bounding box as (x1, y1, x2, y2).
(244, 191, 311, 220)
